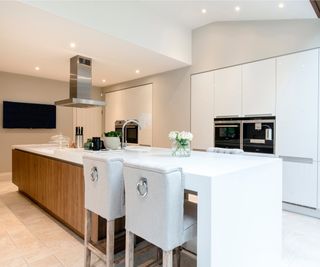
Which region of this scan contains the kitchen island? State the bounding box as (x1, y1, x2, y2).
(12, 144, 282, 267)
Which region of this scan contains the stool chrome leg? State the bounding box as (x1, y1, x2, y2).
(106, 220, 115, 267)
(84, 209, 92, 267)
(163, 250, 173, 267)
(125, 230, 134, 267)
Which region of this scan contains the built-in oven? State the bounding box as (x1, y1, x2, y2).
(242, 117, 275, 154)
(115, 120, 138, 144)
(214, 118, 242, 149)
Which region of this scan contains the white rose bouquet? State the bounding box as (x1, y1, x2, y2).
(168, 131, 193, 157)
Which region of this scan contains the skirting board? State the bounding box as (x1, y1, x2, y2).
(0, 172, 12, 181)
(283, 202, 320, 219)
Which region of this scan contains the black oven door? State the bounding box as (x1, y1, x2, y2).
(214, 123, 241, 149)
(126, 126, 138, 144)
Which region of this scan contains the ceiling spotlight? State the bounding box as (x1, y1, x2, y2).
(35, 66, 40, 71)
(135, 69, 140, 74)
(235, 6, 241, 12)
(278, 2, 284, 8)
(201, 8, 207, 14)
(70, 42, 76, 48)
(102, 79, 106, 83)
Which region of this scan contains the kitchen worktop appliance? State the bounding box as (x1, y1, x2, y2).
(214, 117, 275, 154)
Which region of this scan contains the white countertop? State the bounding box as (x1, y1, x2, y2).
(12, 144, 280, 178)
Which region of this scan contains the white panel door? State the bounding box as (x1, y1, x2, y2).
(214, 65, 242, 117)
(105, 84, 152, 146)
(276, 49, 318, 160)
(282, 158, 317, 208)
(242, 58, 276, 116)
(191, 71, 214, 150)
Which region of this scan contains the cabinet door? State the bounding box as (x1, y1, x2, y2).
(276, 49, 318, 160)
(214, 66, 242, 117)
(242, 59, 276, 116)
(282, 158, 317, 208)
(191, 71, 214, 150)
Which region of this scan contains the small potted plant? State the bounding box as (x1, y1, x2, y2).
(104, 131, 121, 150)
(168, 131, 193, 157)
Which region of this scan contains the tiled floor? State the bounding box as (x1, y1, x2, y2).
(1, 177, 320, 267)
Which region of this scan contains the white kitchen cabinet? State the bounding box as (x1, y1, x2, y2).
(191, 71, 214, 150)
(282, 158, 317, 208)
(105, 84, 152, 146)
(242, 59, 276, 116)
(214, 65, 242, 117)
(276, 49, 318, 160)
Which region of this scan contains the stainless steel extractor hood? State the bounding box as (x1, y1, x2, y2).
(55, 55, 105, 108)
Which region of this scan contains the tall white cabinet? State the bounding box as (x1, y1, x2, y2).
(214, 66, 242, 117)
(191, 71, 214, 150)
(276, 49, 319, 208)
(242, 59, 276, 116)
(104, 84, 153, 146)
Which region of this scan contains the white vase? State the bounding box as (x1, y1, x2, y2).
(104, 137, 121, 150)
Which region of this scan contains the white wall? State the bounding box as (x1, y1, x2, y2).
(0, 72, 73, 172)
(192, 19, 320, 73)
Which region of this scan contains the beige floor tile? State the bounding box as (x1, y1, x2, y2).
(0, 257, 28, 267)
(54, 245, 84, 267)
(26, 255, 63, 267)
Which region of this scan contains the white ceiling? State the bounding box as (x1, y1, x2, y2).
(142, 0, 316, 29)
(0, 1, 317, 87)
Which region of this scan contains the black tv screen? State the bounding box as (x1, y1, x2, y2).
(3, 101, 56, 129)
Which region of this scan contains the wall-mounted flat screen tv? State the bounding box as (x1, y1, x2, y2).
(3, 101, 56, 129)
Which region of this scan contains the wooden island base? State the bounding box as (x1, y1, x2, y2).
(12, 149, 125, 252)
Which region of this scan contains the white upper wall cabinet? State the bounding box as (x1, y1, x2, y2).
(214, 65, 242, 117)
(242, 58, 276, 116)
(191, 71, 214, 150)
(276, 49, 319, 160)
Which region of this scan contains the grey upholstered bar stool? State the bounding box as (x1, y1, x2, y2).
(123, 161, 197, 267)
(83, 155, 125, 267)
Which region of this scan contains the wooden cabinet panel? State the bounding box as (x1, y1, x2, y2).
(12, 150, 85, 235)
(12, 149, 125, 245)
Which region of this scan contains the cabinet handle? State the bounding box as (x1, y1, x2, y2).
(244, 113, 272, 117)
(279, 156, 313, 164)
(215, 115, 239, 118)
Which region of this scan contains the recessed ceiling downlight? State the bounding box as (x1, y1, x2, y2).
(35, 66, 40, 71)
(201, 8, 207, 14)
(102, 79, 106, 83)
(70, 42, 76, 48)
(135, 69, 140, 74)
(278, 3, 284, 8)
(235, 6, 241, 12)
